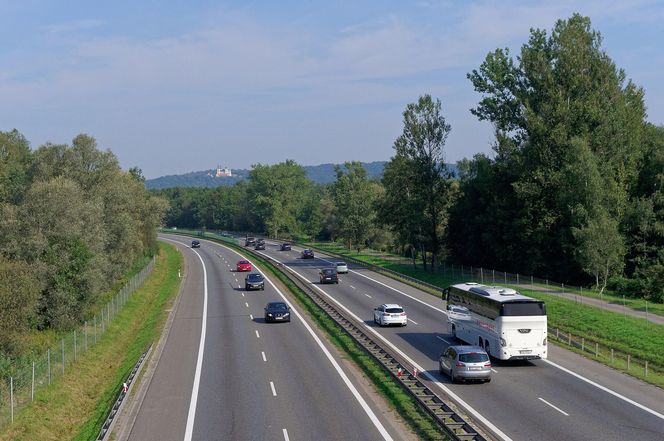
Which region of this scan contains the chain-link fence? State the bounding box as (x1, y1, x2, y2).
(0, 256, 156, 428)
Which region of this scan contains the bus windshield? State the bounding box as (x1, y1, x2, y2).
(501, 302, 546, 316)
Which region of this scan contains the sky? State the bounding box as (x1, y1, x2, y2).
(1, 1, 664, 179)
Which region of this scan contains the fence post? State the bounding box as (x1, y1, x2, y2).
(62, 338, 65, 374)
(517, 273, 520, 285)
(582, 337, 585, 352)
(627, 354, 631, 371)
(568, 333, 571, 346)
(531, 275, 533, 286)
(74, 330, 77, 361)
(611, 348, 614, 363)
(32, 361, 35, 401)
(84, 321, 88, 351)
(504, 272, 507, 284)
(492, 269, 495, 283)
(94, 315, 97, 344)
(556, 328, 559, 339)
(48, 349, 51, 385)
(595, 343, 599, 357)
(645, 361, 648, 377)
(480, 268, 484, 284)
(10, 376, 14, 423)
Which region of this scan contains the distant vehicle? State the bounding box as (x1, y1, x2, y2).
(264, 302, 291, 322)
(444, 282, 547, 360)
(280, 243, 292, 251)
(335, 262, 348, 274)
(245, 273, 265, 290)
(254, 242, 266, 250)
(245, 237, 256, 247)
(439, 345, 491, 383)
(319, 268, 339, 284)
(373, 304, 407, 326)
(191, 240, 200, 248)
(301, 249, 315, 259)
(236, 260, 252, 272)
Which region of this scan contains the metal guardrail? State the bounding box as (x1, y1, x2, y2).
(97, 346, 151, 440)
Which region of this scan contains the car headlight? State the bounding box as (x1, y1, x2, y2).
(267, 313, 273, 317)
(283, 312, 290, 316)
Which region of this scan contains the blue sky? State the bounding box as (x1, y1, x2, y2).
(2, 1, 663, 178)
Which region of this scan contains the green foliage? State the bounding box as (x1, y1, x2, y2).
(0, 257, 38, 353)
(332, 161, 375, 250)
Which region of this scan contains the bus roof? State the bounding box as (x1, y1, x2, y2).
(451, 282, 539, 303)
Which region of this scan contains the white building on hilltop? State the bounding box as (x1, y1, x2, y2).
(215, 165, 232, 177)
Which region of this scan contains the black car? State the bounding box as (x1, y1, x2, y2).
(280, 243, 292, 251)
(301, 249, 315, 259)
(191, 240, 201, 248)
(319, 268, 339, 284)
(264, 302, 291, 322)
(245, 273, 265, 290)
(254, 242, 266, 250)
(245, 237, 256, 247)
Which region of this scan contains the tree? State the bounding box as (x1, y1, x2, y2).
(382, 95, 455, 270)
(0, 129, 32, 204)
(332, 162, 375, 251)
(0, 257, 38, 354)
(463, 14, 646, 281)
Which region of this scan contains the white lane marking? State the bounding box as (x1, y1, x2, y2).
(181, 238, 394, 440)
(364, 293, 372, 298)
(538, 397, 569, 416)
(241, 293, 245, 297)
(270, 381, 277, 397)
(491, 368, 498, 373)
(407, 318, 419, 325)
(238, 284, 242, 289)
(311, 252, 448, 315)
(350, 285, 356, 289)
(436, 336, 450, 344)
(161, 241, 207, 441)
(262, 351, 267, 362)
(543, 359, 664, 421)
(282, 428, 290, 441)
(250, 314, 254, 320)
(274, 261, 511, 441)
(245, 302, 249, 308)
(255, 330, 260, 339)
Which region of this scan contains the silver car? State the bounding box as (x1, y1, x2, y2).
(439, 345, 491, 383)
(335, 262, 349, 274)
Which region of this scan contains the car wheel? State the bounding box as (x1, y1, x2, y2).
(439, 363, 444, 375)
(484, 378, 491, 383)
(261, 286, 265, 291)
(245, 285, 249, 290)
(373, 315, 378, 324)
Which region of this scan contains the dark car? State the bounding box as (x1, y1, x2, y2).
(280, 243, 292, 251)
(264, 302, 291, 322)
(245, 273, 265, 290)
(319, 268, 339, 284)
(245, 237, 256, 247)
(301, 249, 315, 259)
(191, 240, 200, 248)
(254, 242, 266, 250)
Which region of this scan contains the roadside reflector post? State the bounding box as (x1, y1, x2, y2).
(123, 382, 128, 394)
(413, 367, 418, 378)
(397, 367, 403, 379)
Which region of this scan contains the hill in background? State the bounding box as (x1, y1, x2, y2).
(146, 161, 457, 189)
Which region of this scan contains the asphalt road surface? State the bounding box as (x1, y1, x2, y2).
(123, 235, 410, 441)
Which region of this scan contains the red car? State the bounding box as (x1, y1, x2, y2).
(236, 260, 252, 272)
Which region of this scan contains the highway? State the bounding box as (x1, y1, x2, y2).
(123, 235, 410, 441)
(241, 237, 664, 441)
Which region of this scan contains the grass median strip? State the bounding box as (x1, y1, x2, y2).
(0, 243, 182, 441)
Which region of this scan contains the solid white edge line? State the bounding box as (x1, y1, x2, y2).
(198, 240, 394, 441)
(543, 359, 664, 421)
(166, 241, 207, 441)
(282, 428, 290, 441)
(538, 397, 569, 416)
(270, 381, 277, 397)
(262, 351, 267, 362)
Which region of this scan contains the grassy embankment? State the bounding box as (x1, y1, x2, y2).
(168, 230, 451, 441)
(308, 241, 664, 388)
(0, 243, 182, 441)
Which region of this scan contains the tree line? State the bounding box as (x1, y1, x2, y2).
(157, 15, 663, 303)
(0, 132, 167, 356)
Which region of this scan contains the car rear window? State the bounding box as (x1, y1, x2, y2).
(459, 353, 489, 363)
(248, 274, 262, 281)
(239, 260, 249, 264)
(385, 308, 403, 313)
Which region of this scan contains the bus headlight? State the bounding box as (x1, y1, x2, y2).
(500, 338, 506, 347)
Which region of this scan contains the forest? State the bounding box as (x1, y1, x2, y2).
(0, 132, 167, 356)
(156, 15, 664, 303)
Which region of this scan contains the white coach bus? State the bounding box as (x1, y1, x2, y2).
(443, 282, 547, 360)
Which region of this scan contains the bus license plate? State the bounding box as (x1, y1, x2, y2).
(519, 350, 532, 354)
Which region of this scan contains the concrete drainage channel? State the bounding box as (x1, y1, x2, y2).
(249, 249, 488, 441)
(97, 346, 151, 441)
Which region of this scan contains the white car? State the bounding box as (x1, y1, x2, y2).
(373, 304, 407, 326)
(336, 262, 349, 274)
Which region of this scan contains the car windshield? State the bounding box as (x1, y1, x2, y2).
(459, 353, 489, 363)
(247, 274, 262, 281)
(268, 303, 288, 310)
(385, 308, 403, 313)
